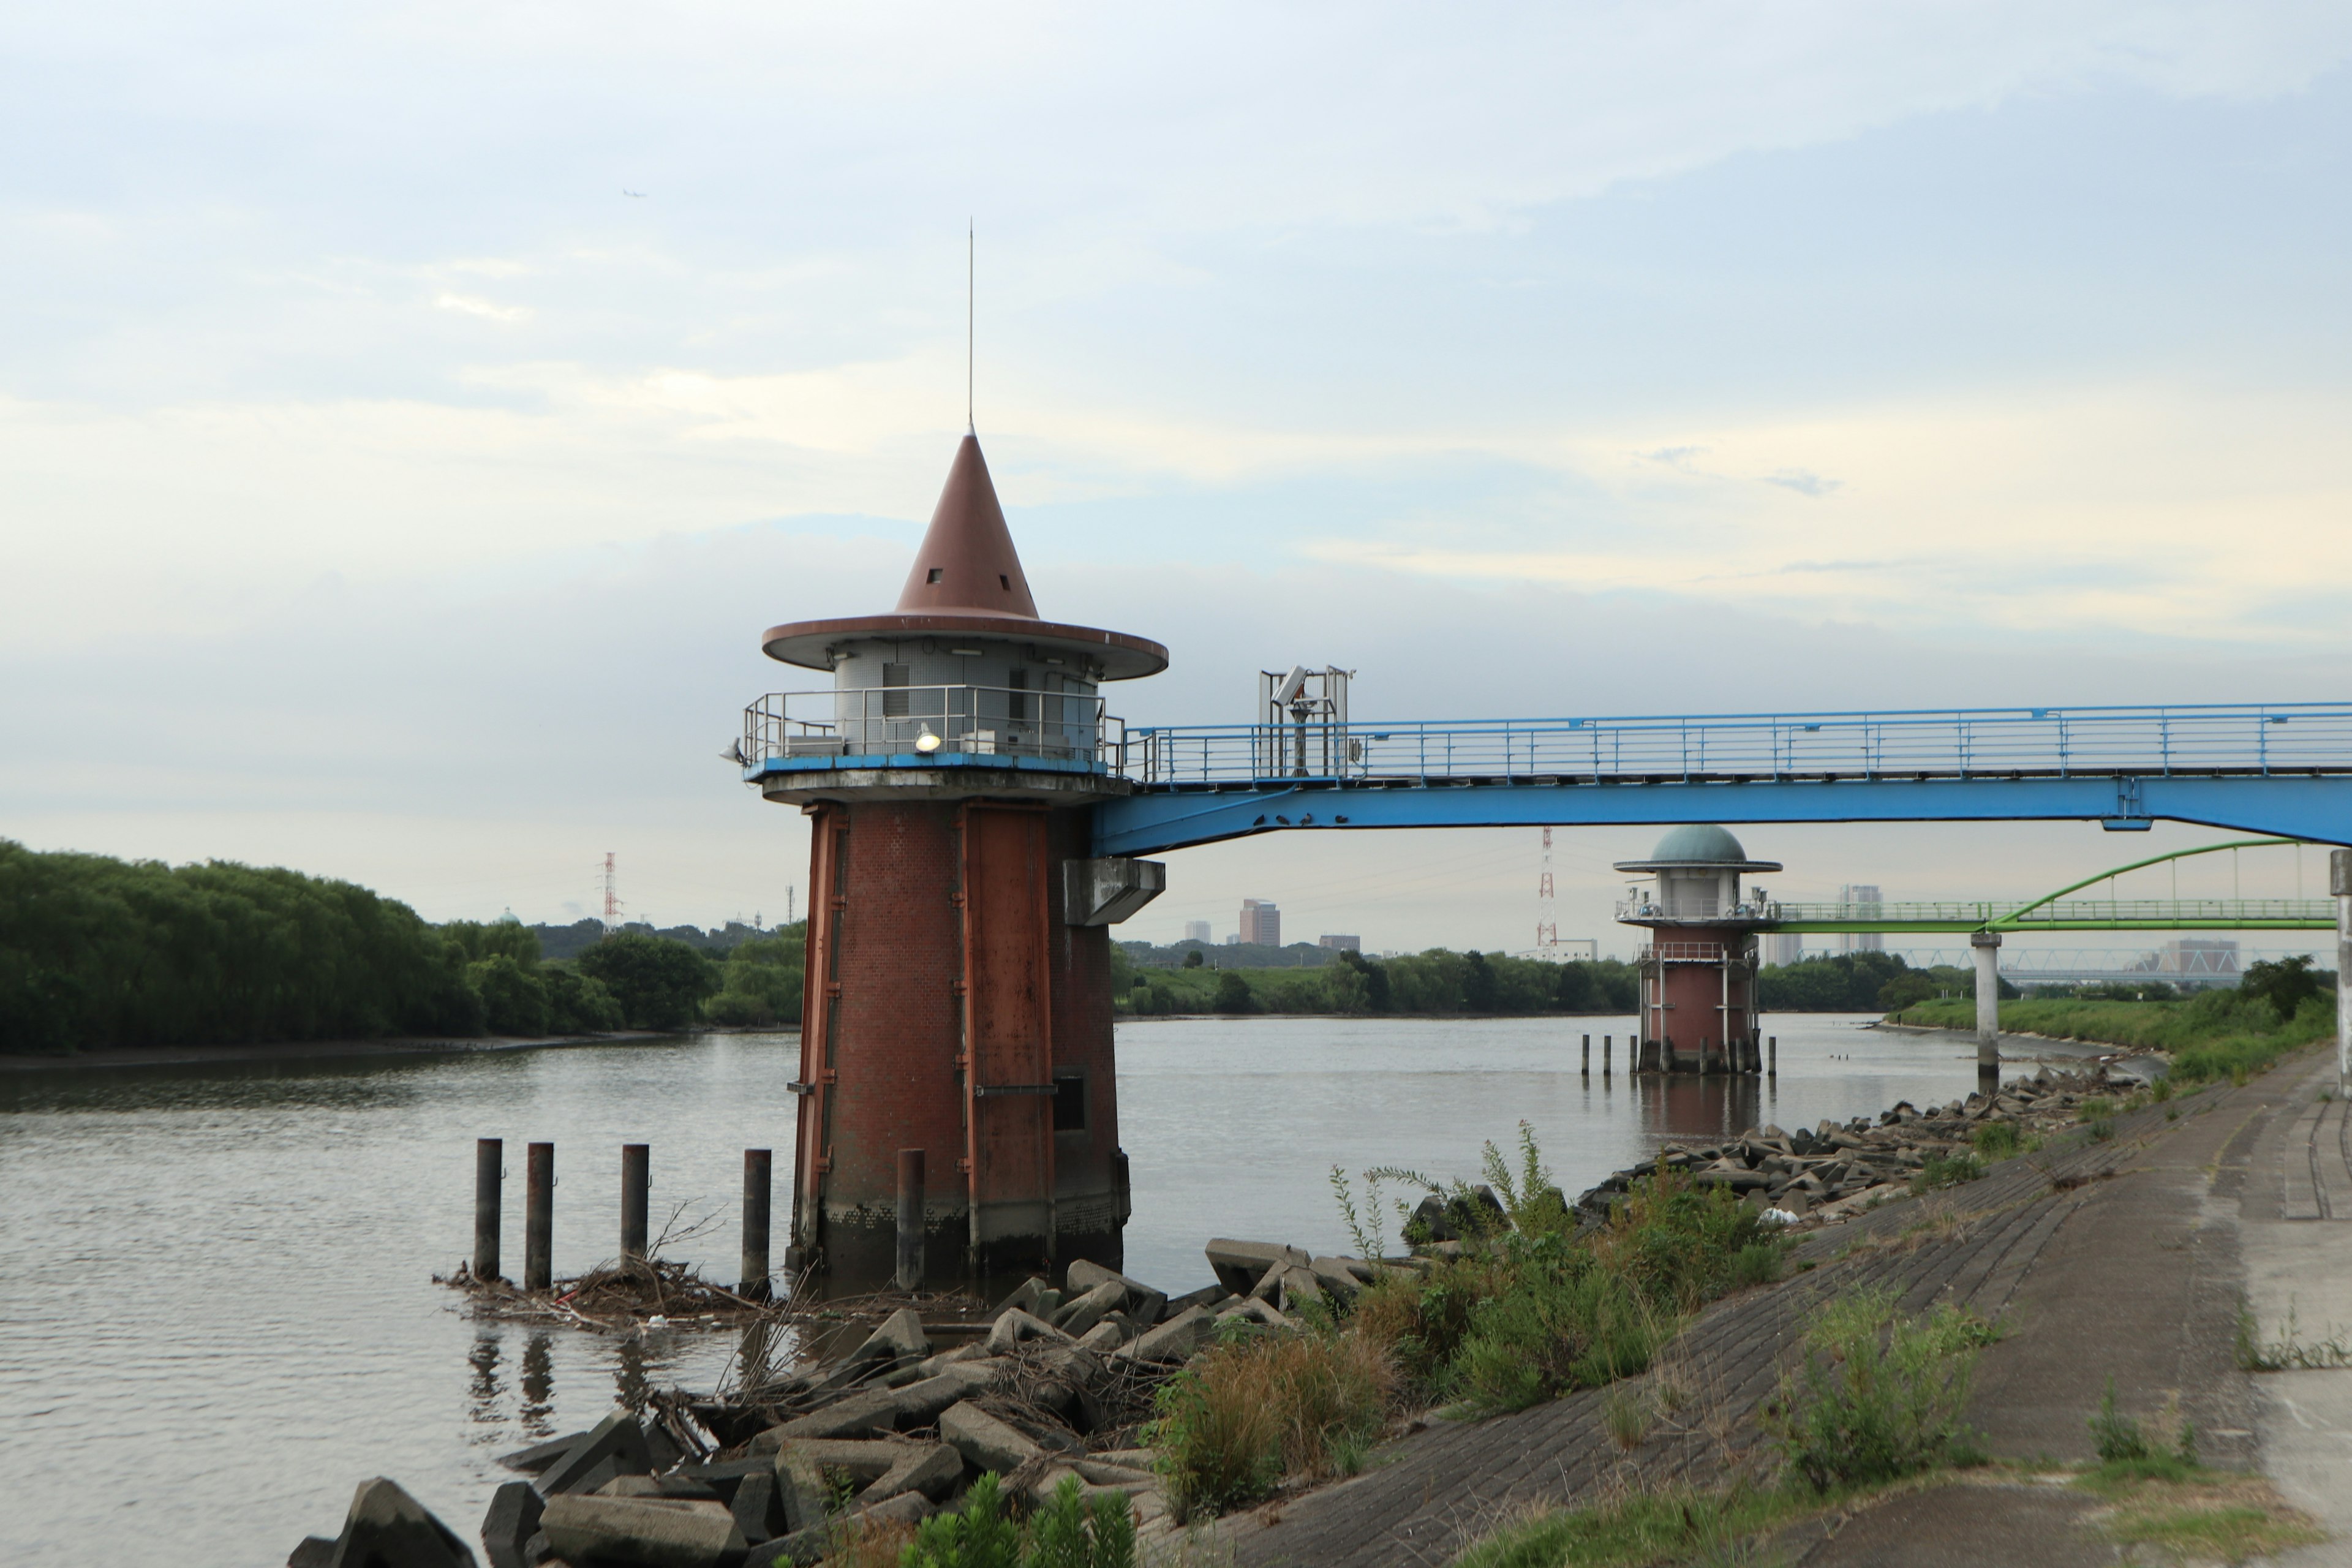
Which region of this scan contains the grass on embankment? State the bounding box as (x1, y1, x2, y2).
(1145, 1129, 1787, 1520)
(1888, 989, 2332, 1085)
(1449, 1314, 2326, 1568)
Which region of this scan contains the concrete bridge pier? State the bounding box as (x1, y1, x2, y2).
(1970, 930, 2002, 1072)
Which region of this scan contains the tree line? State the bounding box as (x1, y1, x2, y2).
(0, 839, 809, 1055)
(1117, 945, 2017, 1017)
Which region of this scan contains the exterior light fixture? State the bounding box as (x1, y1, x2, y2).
(914, 725, 943, 754)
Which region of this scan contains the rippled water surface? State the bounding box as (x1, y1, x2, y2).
(0, 1017, 1981, 1565)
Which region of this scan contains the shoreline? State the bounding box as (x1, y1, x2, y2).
(0, 1030, 676, 1074)
(1872, 1018, 2168, 1079)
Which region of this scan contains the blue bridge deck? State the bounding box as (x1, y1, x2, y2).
(1092, 701, 2352, 856)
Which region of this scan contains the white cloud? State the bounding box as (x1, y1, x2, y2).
(433, 291, 531, 323)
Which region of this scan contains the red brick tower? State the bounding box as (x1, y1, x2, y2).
(1615, 825, 1781, 1074)
(743, 435, 1167, 1287)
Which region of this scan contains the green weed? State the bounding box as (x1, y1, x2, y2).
(1910, 1152, 1985, 1195)
(1448, 1482, 1790, 1568)
(899, 1472, 1135, 1568)
(1761, 1286, 1994, 1492)
(2236, 1302, 2352, 1371)
(1971, 1121, 2021, 1159)
(1145, 1325, 1390, 1519)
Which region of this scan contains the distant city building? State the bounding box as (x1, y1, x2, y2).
(1318, 934, 1362, 951)
(1762, 932, 1803, 967)
(1224, 932, 1242, 945)
(1836, 884, 1884, 954)
(1183, 919, 1212, 944)
(1240, 899, 1281, 946)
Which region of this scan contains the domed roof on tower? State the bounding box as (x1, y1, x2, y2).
(1613, 824, 1782, 873)
(760, 433, 1168, 679)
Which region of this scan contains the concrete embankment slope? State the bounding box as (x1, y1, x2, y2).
(1210, 1050, 2342, 1567)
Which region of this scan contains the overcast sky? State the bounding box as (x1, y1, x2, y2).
(5, 3, 2350, 955)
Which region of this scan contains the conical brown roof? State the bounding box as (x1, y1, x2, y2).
(761, 431, 1168, 679)
(894, 435, 1038, 617)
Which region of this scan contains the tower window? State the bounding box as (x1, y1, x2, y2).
(999, 574, 1011, 590)
(926, 568, 943, 584)
(1006, 668, 1027, 722)
(1052, 1072, 1087, 1133)
(882, 663, 910, 717)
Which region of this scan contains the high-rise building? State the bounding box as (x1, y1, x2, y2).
(1240, 899, 1281, 946)
(1318, 933, 1361, 951)
(1183, 919, 1212, 944)
(1836, 885, 1884, 954)
(1761, 932, 1803, 967)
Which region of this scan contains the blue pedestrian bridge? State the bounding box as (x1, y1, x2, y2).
(735, 696, 2352, 858)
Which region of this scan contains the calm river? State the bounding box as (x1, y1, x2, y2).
(0, 1014, 1985, 1565)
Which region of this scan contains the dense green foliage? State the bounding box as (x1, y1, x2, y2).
(1891, 987, 2334, 1084)
(1762, 949, 2011, 1011)
(1113, 946, 1642, 1017)
(575, 932, 722, 1030)
(703, 925, 808, 1027)
(0, 838, 688, 1053)
(900, 1474, 1133, 1568)
(0, 839, 486, 1052)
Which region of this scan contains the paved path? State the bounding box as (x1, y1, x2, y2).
(1194, 1053, 2339, 1567)
(2240, 1055, 2352, 1567)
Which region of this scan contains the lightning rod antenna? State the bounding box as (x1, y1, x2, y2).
(967, 220, 975, 434)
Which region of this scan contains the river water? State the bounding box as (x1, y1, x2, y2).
(0, 1014, 1983, 1565)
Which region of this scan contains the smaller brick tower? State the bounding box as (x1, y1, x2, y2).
(743, 435, 1168, 1286)
(1615, 825, 1781, 1074)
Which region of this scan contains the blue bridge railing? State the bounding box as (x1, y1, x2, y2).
(1122, 702, 2352, 788)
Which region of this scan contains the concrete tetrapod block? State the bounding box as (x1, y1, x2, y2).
(1066, 1258, 1168, 1325)
(479, 1479, 544, 1568)
(1256, 1264, 1323, 1314)
(866, 1305, 930, 1360)
(1205, 1239, 1310, 1295)
(287, 1538, 337, 1567)
(1051, 1278, 1127, 1336)
(1308, 1256, 1369, 1300)
(861, 1442, 964, 1504)
(1216, 1296, 1291, 1331)
(494, 1430, 587, 1476)
(538, 1494, 745, 1568)
(938, 1400, 1043, 1474)
(763, 1385, 905, 1442)
(986, 1306, 1075, 1355)
(773, 1436, 922, 1483)
(324, 1477, 479, 1568)
(1163, 1283, 1231, 1314)
(729, 1470, 780, 1544)
(993, 1274, 1051, 1316)
(859, 1490, 938, 1529)
(1076, 1318, 1129, 1354)
(535, 1409, 652, 1496)
(771, 1446, 832, 1536)
(1120, 1304, 1214, 1363)
(888, 1360, 1004, 1425)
